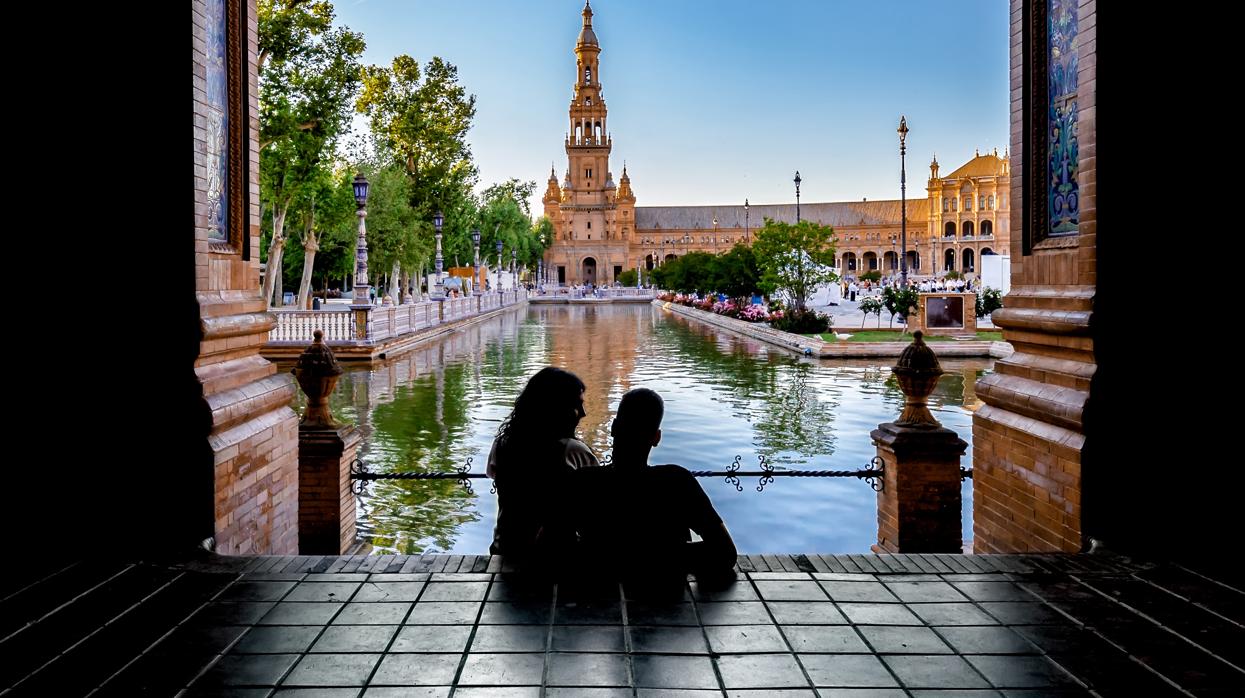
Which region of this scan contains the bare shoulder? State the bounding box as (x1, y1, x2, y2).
(561, 437, 601, 469)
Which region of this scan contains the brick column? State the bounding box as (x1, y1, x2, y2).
(871, 332, 968, 553)
(298, 425, 360, 554)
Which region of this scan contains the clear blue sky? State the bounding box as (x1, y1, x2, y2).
(336, 0, 1010, 214)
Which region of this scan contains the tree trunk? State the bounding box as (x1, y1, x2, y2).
(296, 237, 320, 309)
(400, 269, 410, 303)
(391, 261, 401, 301)
(262, 204, 289, 308)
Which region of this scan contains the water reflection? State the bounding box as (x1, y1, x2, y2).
(294, 305, 993, 554)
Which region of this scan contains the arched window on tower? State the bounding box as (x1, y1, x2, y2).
(988, 194, 994, 210)
(585, 67, 592, 84)
(943, 198, 949, 213)
(586, 97, 592, 106)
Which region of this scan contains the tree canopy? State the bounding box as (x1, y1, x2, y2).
(752, 218, 838, 311)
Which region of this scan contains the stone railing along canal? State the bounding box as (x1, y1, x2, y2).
(266, 290, 526, 358)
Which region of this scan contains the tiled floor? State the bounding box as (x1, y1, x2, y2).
(1, 553, 1240, 696)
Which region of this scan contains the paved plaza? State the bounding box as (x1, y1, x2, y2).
(2, 552, 1239, 696)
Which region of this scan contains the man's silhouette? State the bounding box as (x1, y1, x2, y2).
(573, 388, 737, 588)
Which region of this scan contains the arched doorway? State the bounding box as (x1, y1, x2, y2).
(944, 221, 956, 238)
(582, 256, 597, 286)
(645, 254, 654, 270)
(863, 251, 878, 270)
(883, 251, 897, 271)
(963, 221, 975, 237)
(962, 248, 975, 273)
(843, 252, 857, 272)
(981, 220, 993, 237)
(664, 253, 676, 262)
(944, 249, 956, 272)
(906, 250, 919, 271)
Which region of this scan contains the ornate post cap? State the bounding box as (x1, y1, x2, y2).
(892, 331, 944, 427)
(293, 330, 344, 429)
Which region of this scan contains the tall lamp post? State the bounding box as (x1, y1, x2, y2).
(898, 115, 909, 286)
(351, 173, 371, 306)
(744, 198, 750, 242)
(511, 248, 517, 290)
(794, 171, 802, 223)
(471, 226, 482, 295)
(495, 238, 504, 290)
(433, 210, 445, 297)
(712, 216, 719, 254)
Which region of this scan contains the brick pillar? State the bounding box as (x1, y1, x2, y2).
(293, 330, 359, 554)
(871, 331, 968, 553)
(298, 425, 360, 554)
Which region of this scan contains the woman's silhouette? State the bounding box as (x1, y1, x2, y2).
(486, 367, 600, 563)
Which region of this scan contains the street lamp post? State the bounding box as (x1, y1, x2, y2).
(511, 248, 517, 289)
(744, 198, 750, 242)
(898, 115, 909, 287)
(471, 226, 482, 295)
(433, 210, 445, 297)
(712, 216, 719, 254)
(495, 238, 504, 290)
(794, 171, 802, 223)
(351, 173, 371, 306)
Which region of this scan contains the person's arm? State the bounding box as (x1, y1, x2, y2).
(675, 468, 737, 575)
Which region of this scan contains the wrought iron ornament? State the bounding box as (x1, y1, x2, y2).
(864, 456, 885, 492)
(350, 454, 889, 493)
(757, 454, 775, 492)
(724, 455, 742, 491)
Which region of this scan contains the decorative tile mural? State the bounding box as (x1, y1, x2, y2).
(1048, 0, 1078, 236)
(204, 0, 229, 242)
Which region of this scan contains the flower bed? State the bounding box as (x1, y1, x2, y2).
(657, 292, 782, 324)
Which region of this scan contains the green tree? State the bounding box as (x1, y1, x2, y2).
(358, 55, 478, 292)
(476, 180, 548, 278)
(358, 162, 423, 298)
(257, 0, 333, 75)
(881, 285, 920, 332)
(288, 163, 356, 307)
(752, 218, 838, 311)
(858, 295, 885, 328)
(711, 243, 762, 304)
(481, 178, 538, 218)
(259, 1, 364, 306)
(859, 270, 882, 283)
(652, 252, 715, 295)
(617, 268, 638, 286)
(530, 217, 554, 270)
(975, 287, 1004, 318)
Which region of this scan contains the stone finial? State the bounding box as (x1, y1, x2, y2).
(293, 330, 344, 429)
(892, 331, 944, 427)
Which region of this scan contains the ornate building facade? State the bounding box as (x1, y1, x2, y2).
(543, 3, 1010, 285)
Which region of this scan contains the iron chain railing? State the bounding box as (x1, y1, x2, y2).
(350, 454, 885, 495)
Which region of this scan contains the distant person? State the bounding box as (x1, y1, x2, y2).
(487, 367, 600, 568)
(573, 388, 737, 590)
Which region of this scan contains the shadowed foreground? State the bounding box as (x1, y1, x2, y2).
(2, 553, 1240, 696)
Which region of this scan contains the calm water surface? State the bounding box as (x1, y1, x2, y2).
(312, 304, 991, 554)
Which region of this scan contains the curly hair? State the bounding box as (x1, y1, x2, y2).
(493, 367, 586, 473)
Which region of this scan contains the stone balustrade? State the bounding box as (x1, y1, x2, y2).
(268, 310, 355, 342)
(267, 290, 528, 348)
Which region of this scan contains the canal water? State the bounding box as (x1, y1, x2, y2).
(309, 303, 991, 555)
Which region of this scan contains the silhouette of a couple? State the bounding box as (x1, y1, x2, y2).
(486, 366, 737, 586)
